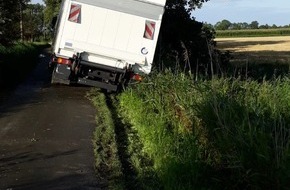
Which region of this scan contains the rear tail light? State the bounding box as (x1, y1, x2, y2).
(57, 57, 72, 65)
(130, 73, 143, 81)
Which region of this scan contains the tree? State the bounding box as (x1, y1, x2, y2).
(259, 24, 269, 29)
(43, 0, 62, 25)
(231, 23, 241, 30)
(215, 20, 231, 30)
(249, 21, 259, 29)
(166, 0, 210, 12)
(23, 3, 45, 41)
(19, 0, 31, 41)
(1, 0, 17, 44)
(0, 0, 19, 45)
(203, 22, 214, 30)
(0, 0, 30, 45)
(240, 22, 249, 29)
(156, 0, 223, 76)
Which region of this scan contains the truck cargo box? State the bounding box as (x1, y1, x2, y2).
(51, 0, 166, 91)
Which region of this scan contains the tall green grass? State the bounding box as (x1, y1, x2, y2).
(118, 71, 290, 189)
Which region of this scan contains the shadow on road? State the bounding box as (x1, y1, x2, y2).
(8, 174, 99, 190)
(0, 49, 52, 118)
(0, 148, 101, 190)
(0, 48, 100, 189)
(0, 149, 78, 170)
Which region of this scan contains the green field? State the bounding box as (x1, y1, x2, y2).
(216, 28, 290, 38)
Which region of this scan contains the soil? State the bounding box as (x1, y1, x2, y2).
(0, 50, 101, 189)
(216, 36, 290, 52)
(216, 36, 290, 64)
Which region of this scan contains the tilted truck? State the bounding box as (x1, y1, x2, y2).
(50, 0, 166, 91)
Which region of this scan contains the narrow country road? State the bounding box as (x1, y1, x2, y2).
(0, 51, 100, 189)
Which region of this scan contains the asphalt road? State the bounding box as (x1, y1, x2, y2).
(0, 52, 100, 189)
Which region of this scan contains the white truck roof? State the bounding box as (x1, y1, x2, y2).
(73, 0, 166, 6)
(72, 0, 165, 20)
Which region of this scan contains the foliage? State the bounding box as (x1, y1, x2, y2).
(166, 0, 210, 11)
(215, 19, 231, 30)
(23, 3, 45, 41)
(213, 19, 290, 31)
(249, 21, 259, 29)
(156, 0, 220, 77)
(43, 0, 62, 25)
(118, 72, 290, 189)
(0, 0, 26, 45)
(0, 0, 46, 44)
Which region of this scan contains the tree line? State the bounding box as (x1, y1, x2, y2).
(0, 0, 64, 45)
(0, 0, 45, 45)
(206, 19, 290, 30)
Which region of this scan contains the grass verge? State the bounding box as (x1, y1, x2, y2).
(89, 89, 160, 190)
(88, 89, 125, 190)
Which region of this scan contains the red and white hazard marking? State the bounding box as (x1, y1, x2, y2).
(68, 4, 81, 23)
(144, 20, 156, 40)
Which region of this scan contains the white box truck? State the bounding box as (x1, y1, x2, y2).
(50, 0, 166, 91)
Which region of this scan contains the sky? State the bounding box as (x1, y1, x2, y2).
(32, 0, 289, 26)
(31, 0, 43, 4)
(193, 0, 290, 26)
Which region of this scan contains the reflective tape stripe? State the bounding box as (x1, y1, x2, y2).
(144, 21, 155, 40)
(68, 4, 81, 23)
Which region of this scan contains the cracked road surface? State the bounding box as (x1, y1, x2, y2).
(0, 52, 100, 189)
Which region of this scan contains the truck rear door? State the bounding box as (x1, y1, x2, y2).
(54, 0, 165, 70)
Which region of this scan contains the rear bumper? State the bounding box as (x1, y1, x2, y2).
(51, 55, 128, 91)
(77, 78, 118, 91)
(80, 60, 126, 74)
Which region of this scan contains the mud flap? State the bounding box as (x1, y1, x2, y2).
(51, 64, 71, 85)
